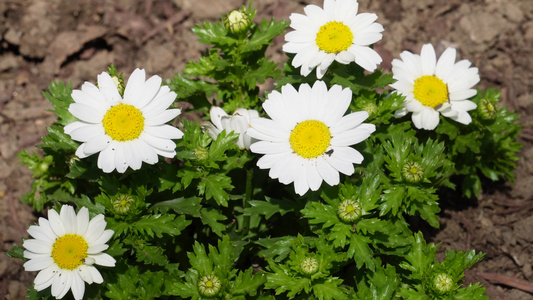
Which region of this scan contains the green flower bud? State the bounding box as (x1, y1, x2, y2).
(300, 257, 319, 275)
(337, 200, 362, 222)
(112, 194, 135, 214)
(224, 9, 251, 34)
(195, 147, 209, 160)
(402, 161, 424, 183)
(477, 98, 497, 120)
(111, 75, 125, 96)
(362, 102, 378, 119)
(433, 273, 454, 294)
(198, 275, 221, 297)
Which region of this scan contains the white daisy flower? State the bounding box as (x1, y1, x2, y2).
(283, 0, 384, 79)
(202, 106, 259, 150)
(247, 81, 375, 196)
(64, 68, 184, 173)
(23, 205, 115, 300)
(391, 43, 480, 130)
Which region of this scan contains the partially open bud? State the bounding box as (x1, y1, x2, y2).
(477, 98, 497, 120)
(300, 257, 319, 275)
(198, 275, 221, 297)
(337, 200, 362, 222)
(433, 273, 454, 294)
(224, 9, 251, 35)
(402, 161, 424, 183)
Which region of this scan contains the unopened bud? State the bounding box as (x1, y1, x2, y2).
(477, 98, 497, 120)
(402, 161, 424, 183)
(224, 9, 251, 34)
(301, 257, 319, 275)
(337, 200, 362, 222)
(198, 275, 221, 297)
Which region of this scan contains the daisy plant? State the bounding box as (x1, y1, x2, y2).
(11, 1, 522, 299)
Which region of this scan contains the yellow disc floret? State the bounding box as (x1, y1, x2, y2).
(52, 234, 88, 270)
(316, 21, 354, 54)
(289, 120, 331, 159)
(103, 104, 145, 141)
(413, 75, 449, 108)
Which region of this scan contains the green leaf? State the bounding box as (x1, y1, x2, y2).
(208, 235, 235, 275)
(347, 234, 376, 271)
(245, 197, 302, 219)
(188, 241, 214, 276)
(265, 263, 311, 299)
(134, 243, 168, 266)
(150, 196, 202, 217)
(241, 18, 288, 52)
(400, 232, 437, 278)
(200, 207, 228, 237)
(111, 214, 190, 238)
(192, 21, 237, 46)
(312, 278, 348, 300)
(231, 268, 267, 297)
(380, 186, 405, 217)
(301, 201, 339, 229)
(6, 245, 25, 260)
(198, 173, 234, 207)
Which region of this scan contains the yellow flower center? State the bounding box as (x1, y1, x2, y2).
(289, 120, 331, 159)
(316, 21, 354, 54)
(413, 75, 449, 108)
(346, 205, 355, 213)
(103, 103, 145, 141)
(51, 234, 88, 270)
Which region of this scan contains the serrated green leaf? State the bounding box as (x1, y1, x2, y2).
(379, 186, 405, 216)
(150, 196, 202, 217)
(6, 245, 25, 260)
(301, 201, 338, 229)
(200, 207, 227, 237)
(188, 241, 213, 276)
(312, 278, 348, 300)
(241, 18, 288, 52)
(347, 234, 375, 271)
(231, 268, 267, 296)
(198, 173, 233, 207)
(266, 263, 311, 299)
(134, 243, 168, 266)
(244, 197, 301, 219)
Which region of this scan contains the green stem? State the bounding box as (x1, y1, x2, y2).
(242, 167, 253, 235)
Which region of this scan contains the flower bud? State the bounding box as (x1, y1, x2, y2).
(300, 257, 319, 275)
(433, 273, 453, 293)
(477, 98, 497, 120)
(195, 147, 209, 160)
(362, 102, 378, 119)
(198, 275, 221, 297)
(224, 9, 251, 34)
(111, 75, 125, 96)
(402, 161, 424, 183)
(112, 194, 134, 215)
(337, 200, 362, 222)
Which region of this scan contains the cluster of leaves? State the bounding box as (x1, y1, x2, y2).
(167, 2, 288, 115)
(12, 3, 522, 300)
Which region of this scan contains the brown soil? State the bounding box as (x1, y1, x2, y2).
(1, 0, 532, 299)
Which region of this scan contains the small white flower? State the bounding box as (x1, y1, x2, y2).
(283, 0, 384, 79)
(202, 106, 259, 150)
(64, 68, 184, 173)
(247, 81, 375, 196)
(23, 205, 115, 300)
(391, 44, 480, 130)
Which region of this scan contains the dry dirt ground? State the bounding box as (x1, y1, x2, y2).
(1, 0, 532, 299)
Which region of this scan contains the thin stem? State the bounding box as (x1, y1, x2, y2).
(242, 167, 253, 235)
